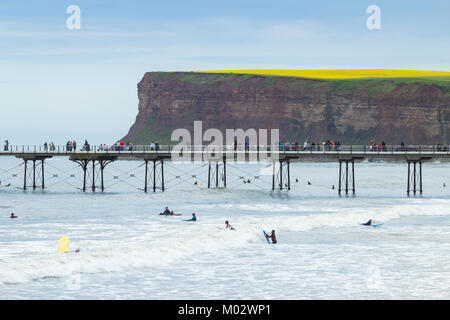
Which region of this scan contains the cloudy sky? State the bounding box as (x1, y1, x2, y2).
(1, 0, 449, 145)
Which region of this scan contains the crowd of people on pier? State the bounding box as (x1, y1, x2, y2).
(1, 137, 449, 153)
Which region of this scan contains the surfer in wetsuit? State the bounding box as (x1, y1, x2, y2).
(185, 213, 197, 221)
(10, 213, 18, 219)
(265, 230, 277, 244)
(225, 220, 235, 230)
(362, 219, 373, 226)
(160, 207, 173, 215)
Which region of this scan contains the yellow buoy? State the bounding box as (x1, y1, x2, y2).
(58, 235, 70, 254)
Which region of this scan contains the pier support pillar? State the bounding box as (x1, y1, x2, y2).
(338, 159, 356, 196)
(272, 160, 290, 190)
(18, 155, 52, 190)
(72, 158, 115, 192)
(23, 159, 45, 190)
(207, 161, 226, 188)
(407, 160, 423, 196)
(144, 159, 165, 192)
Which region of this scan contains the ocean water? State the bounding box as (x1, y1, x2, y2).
(0, 157, 449, 299)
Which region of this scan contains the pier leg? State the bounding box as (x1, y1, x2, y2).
(153, 160, 156, 192)
(338, 159, 357, 196)
(98, 160, 112, 192)
(206, 161, 226, 189)
(272, 160, 290, 191)
(142, 159, 165, 193)
(100, 161, 104, 192)
(223, 161, 227, 188)
(160, 160, 165, 192)
(92, 160, 96, 192)
(287, 161, 290, 190)
(82, 160, 87, 192)
(21, 158, 46, 191)
(407, 161, 411, 196)
(33, 160, 36, 190)
(279, 160, 283, 190)
(216, 162, 219, 188)
(73, 158, 113, 192)
(144, 160, 148, 193)
(41, 160, 45, 189)
(272, 162, 275, 190)
(413, 161, 417, 195)
(23, 160, 28, 190)
(419, 161, 423, 195)
(345, 161, 349, 195)
(352, 160, 355, 195)
(208, 162, 211, 189)
(407, 160, 425, 196)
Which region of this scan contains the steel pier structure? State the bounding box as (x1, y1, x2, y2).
(1, 145, 448, 195)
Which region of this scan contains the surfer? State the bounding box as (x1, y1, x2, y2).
(265, 230, 277, 244)
(10, 213, 18, 219)
(225, 220, 235, 230)
(362, 219, 373, 226)
(160, 207, 173, 215)
(185, 213, 197, 221)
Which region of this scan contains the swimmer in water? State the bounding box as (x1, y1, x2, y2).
(185, 213, 197, 221)
(10, 213, 18, 219)
(225, 220, 235, 230)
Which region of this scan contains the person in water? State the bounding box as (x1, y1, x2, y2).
(185, 213, 197, 221)
(265, 230, 277, 244)
(225, 220, 235, 230)
(10, 213, 18, 219)
(161, 207, 173, 215)
(362, 219, 373, 226)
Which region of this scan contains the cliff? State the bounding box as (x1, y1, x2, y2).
(121, 72, 450, 144)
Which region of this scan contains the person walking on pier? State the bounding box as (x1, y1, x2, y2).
(83, 140, 90, 151)
(44, 142, 48, 151)
(3, 140, 9, 151)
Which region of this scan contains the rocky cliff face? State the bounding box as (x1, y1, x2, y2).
(122, 72, 450, 144)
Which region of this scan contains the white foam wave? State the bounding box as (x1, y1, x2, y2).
(1, 200, 449, 285)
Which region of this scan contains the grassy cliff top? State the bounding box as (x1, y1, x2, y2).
(148, 70, 450, 96)
(189, 69, 450, 80)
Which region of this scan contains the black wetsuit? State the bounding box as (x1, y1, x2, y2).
(269, 233, 277, 244)
(162, 209, 171, 215)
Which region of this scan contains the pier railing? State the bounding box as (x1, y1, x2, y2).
(1, 144, 449, 154)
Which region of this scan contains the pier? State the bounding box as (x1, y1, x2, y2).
(0, 144, 448, 195)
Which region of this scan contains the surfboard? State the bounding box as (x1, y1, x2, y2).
(361, 223, 384, 227)
(263, 230, 271, 244)
(371, 223, 384, 227)
(58, 235, 69, 254)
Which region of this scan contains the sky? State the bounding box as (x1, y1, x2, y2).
(0, 0, 449, 145)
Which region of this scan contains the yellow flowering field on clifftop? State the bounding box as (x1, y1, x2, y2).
(192, 69, 450, 79)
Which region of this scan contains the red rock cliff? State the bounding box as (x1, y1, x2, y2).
(121, 72, 450, 145)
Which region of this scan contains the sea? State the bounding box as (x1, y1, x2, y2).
(1, 157, 449, 299)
